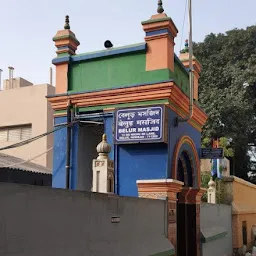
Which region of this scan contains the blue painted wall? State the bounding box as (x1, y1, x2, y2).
(52, 108, 201, 194)
(52, 117, 67, 188)
(104, 115, 114, 160)
(52, 116, 78, 189)
(115, 107, 201, 197)
(117, 143, 168, 197)
(71, 123, 79, 189)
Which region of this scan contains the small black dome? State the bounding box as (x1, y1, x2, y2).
(104, 40, 113, 49)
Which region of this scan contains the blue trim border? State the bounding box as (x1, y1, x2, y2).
(146, 29, 173, 38)
(52, 56, 70, 65)
(52, 43, 147, 65)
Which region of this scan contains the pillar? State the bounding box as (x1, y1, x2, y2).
(176, 187, 206, 256)
(207, 177, 216, 204)
(92, 134, 114, 193)
(176, 187, 190, 256)
(186, 188, 206, 256)
(142, 1, 178, 72)
(137, 179, 183, 249)
(52, 15, 80, 94)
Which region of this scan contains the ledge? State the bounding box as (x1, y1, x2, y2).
(47, 80, 207, 131)
(52, 43, 146, 65)
(46, 79, 174, 98)
(223, 175, 256, 189)
(201, 227, 228, 243)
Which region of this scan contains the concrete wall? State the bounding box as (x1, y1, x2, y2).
(0, 83, 55, 169)
(200, 203, 233, 256)
(0, 182, 174, 256)
(223, 176, 256, 251)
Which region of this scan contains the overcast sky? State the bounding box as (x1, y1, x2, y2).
(1, 0, 255, 86)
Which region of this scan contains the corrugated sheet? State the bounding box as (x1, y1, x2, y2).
(0, 153, 51, 174)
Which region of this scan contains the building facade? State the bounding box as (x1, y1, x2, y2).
(222, 176, 256, 254)
(0, 77, 55, 169)
(48, 3, 207, 256)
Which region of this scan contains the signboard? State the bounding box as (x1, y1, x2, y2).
(115, 105, 166, 144)
(200, 148, 224, 159)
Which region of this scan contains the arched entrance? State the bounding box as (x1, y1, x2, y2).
(172, 136, 202, 256)
(177, 151, 193, 187)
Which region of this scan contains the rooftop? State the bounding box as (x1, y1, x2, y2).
(0, 152, 52, 174)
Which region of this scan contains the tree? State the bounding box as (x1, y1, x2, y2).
(193, 26, 256, 182)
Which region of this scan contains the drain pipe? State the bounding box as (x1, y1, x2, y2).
(66, 100, 72, 189)
(176, 0, 194, 126)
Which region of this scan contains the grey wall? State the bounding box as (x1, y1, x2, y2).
(0, 182, 173, 256)
(201, 203, 233, 256)
(77, 124, 103, 191)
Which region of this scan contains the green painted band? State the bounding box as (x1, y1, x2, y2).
(141, 17, 172, 25)
(53, 34, 80, 45)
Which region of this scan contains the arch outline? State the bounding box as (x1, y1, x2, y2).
(171, 135, 201, 187)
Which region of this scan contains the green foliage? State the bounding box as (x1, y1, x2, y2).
(219, 137, 234, 158)
(201, 137, 234, 158)
(194, 26, 256, 181)
(201, 172, 211, 202)
(215, 178, 225, 204)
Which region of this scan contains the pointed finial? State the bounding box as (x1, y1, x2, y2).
(185, 39, 189, 51)
(157, 0, 164, 14)
(180, 39, 189, 53)
(64, 15, 70, 29)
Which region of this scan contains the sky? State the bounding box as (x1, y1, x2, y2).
(1, 0, 255, 86)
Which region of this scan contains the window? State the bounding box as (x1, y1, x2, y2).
(0, 124, 32, 142)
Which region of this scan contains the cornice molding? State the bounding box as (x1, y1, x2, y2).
(48, 81, 207, 130)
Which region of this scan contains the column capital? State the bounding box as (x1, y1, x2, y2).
(137, 179, 184, 200)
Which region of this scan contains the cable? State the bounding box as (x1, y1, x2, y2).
(0, 147, 53, 168)
(179, 0, 188, 52)
(0, 123, 70, 152)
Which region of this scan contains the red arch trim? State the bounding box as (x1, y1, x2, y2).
(171, 136, 201, 187)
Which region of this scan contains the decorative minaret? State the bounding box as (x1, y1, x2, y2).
(92, 134, 114, 193)
(52, 15, 80, 94)
(179, 40, 202, 101)
(142, 0, 178, 72)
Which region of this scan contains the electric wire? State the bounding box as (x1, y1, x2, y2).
(0, 147, 53, 168)
(0, 118, 103, 154)
(179, 0, 188, 52)
(0, 123, 70, 152)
